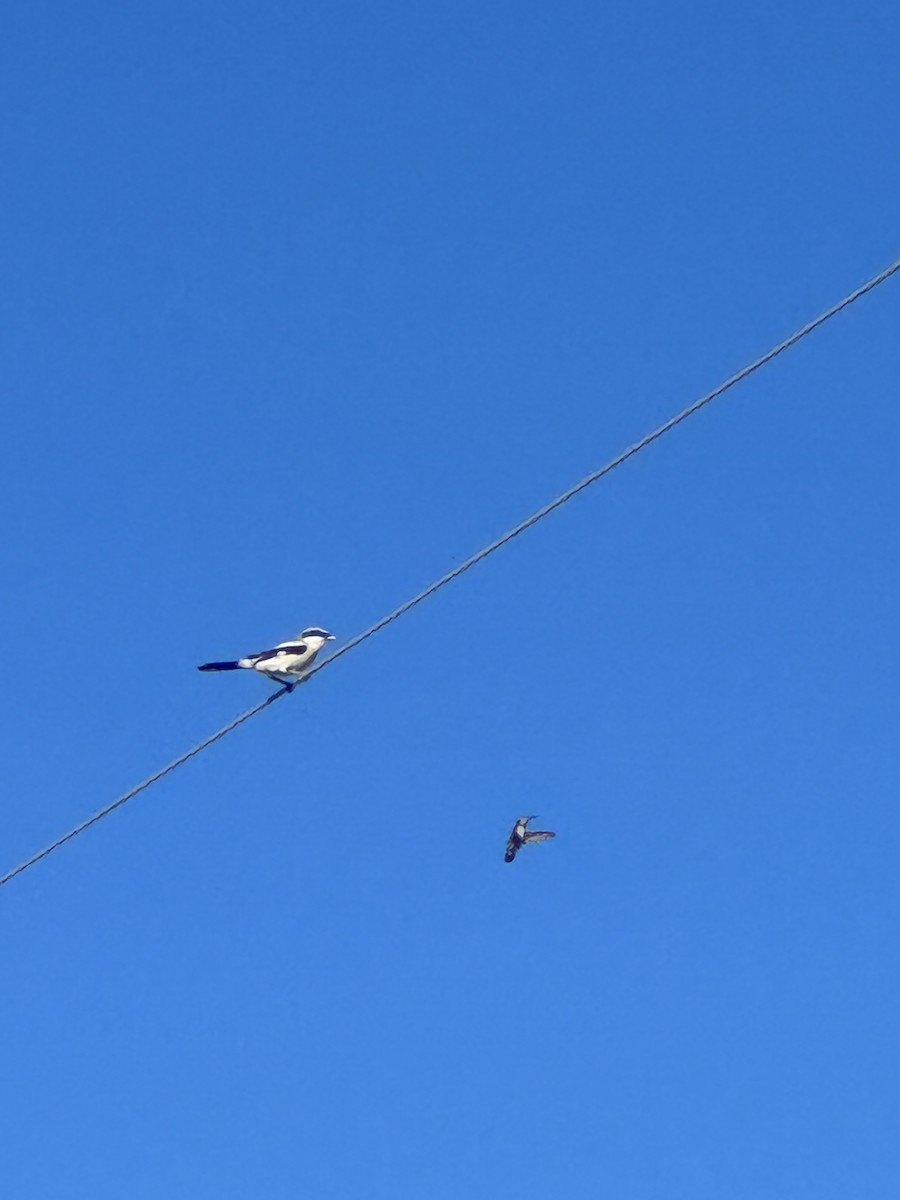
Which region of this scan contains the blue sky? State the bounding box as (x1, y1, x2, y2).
(2, 2, 899, 1196)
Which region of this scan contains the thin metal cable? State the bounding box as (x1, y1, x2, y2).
(308, 254, 900, 675)
(2, 255, 898, 889)
(0, 688, 289, 888)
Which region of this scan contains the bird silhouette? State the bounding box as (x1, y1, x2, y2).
(504, 815, 556, 863)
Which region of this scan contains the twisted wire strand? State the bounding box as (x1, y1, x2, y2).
(0, 689, 288, 888)
(308, 256, 900, 676)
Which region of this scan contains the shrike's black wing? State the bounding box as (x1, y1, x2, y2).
(247, 641, 309, 664)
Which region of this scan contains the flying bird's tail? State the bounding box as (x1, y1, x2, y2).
(198, 660, 242, 672)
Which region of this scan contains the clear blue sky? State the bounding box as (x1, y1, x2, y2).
(2, 2, 899, 1196)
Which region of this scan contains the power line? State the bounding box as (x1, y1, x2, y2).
(2, 255, 898, 890)
(0, 689, 286, 889)
(308, 254, 900, 678)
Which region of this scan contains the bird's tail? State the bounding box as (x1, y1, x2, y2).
(198, 660, 242, 672)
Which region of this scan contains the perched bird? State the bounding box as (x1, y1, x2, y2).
(504, 815, 556, 863)
(198, 627, 335, 690)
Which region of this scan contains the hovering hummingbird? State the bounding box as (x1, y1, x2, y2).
(504, 816, 556, 863)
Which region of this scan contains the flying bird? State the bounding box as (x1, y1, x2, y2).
(504, 815, 556, 863)
(198, 627, 335, 690)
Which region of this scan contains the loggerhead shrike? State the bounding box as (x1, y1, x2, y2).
(199, 627, 335, 690)
(504, 815, 556, 863)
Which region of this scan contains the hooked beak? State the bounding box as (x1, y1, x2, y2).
(326, 634, 336, 640)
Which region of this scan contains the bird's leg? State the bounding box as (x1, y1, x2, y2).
(265, 674, 295, 692)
